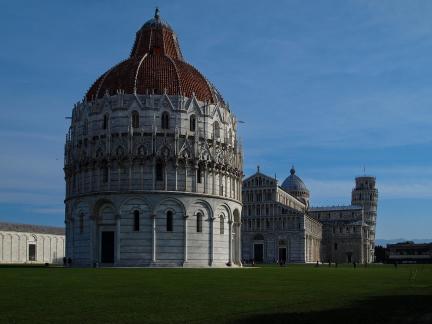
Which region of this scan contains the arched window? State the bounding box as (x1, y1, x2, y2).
(166, 211, 173, 232)
(219, 215, 224, 235)
(196, 213, 203, 232)
(190, 114, 196, 132)
(103, 114, 109, 130)
(213, 121, 220, 138)
(79, 213, 84, 234)
(133, 210, 140, 231)
(161, 112, 169, 129)
(132, 111, 140, 128)
(156, 161, 164, 181)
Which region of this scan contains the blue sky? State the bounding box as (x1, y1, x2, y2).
(0, 0, 431, 240)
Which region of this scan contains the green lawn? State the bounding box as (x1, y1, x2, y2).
(0, 264, 431, 323)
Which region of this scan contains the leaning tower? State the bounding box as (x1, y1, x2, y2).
(351, 176, 378, 262)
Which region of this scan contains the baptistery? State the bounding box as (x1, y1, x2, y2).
(64, 9, 243, 267)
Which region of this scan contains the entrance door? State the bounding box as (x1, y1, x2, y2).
(28, 244, 36, 261)
(101, 231, 115, 263)
(347, 252, 352, 263)
(278, 247, 287, 263)
(254, 243, 264, 263)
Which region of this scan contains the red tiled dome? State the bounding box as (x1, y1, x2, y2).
(86, 9, 224, 104)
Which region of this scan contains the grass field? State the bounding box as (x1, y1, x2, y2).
(0, 264, 431, 323)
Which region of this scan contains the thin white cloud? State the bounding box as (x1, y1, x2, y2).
(306, 178, 432, 204)
(28, 207, 64, 215)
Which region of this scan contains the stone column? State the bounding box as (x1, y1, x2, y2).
(212, 167, 216, 195)
(237, 222, 242, 266)
(209, 216, 214, 266)
(164, 161, 168, 191)
(107, 163, 111, 191)
(71, 219, 75, 260)
(152, 214, 157, 262)
(175, 161, 178, 191)
(129, 164, 132, 190)
(204, 163, 208, 194)
(228, 220, 233, 265)
(89, 217, 94, 265)
(193, 163, 198, 193)
(304, 235, 308, 263)
(89, 169, 93, 192)
(183, 215, 189, 263)
(224, 172, 228, 197)
(141, 163, 144, 190)
(115, 215, 121, 263)
(185, 161, 188, 192)
(152, 158, 156, 190)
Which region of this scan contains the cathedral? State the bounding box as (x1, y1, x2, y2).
(64, 9, 243, 267)
(241, 167, 378, 264)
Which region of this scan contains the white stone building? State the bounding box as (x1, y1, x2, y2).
(0, 222, 65, 264)
(64, 9, 243, 267)
(242, 167, 377, 264)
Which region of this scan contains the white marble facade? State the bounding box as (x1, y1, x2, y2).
(64, 11, 243, 267)
(241, 169, 377, 264)
(0, 223, 65, 264)
(241, 171, 322, 264)
(64, 94, 243, 267)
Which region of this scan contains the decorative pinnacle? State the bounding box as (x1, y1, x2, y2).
(154, 7, 160, 20)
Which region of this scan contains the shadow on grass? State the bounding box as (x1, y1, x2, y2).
(233, 295, 432, 324)
(0, 264, 63, 268)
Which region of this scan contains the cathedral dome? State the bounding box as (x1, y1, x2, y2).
(281, 167, 309, 193)
(86, 8, 224, 104)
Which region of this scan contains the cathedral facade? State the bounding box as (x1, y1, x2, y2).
(64, 10, 243, 267)
(241, 167, 377, 264)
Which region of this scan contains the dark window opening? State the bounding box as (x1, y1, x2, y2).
(156, 161, 164, 181)
(133, 210, 140, 231)
(103, 114, 109, 130)
(219, 215, 224, 235)
(166, 211, 173, 232)
(197, 164, 203, 184)
(196, 213, 203, 232)
(161, 112, 169, 129)
(132, 111, 140, 128)
(83, 119, 88, 135)
(190, 115, 196, 132)
(213, 121, 220, 138)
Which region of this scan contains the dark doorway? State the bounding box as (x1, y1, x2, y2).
(101, 231, 115, 263)
(28, 244, 36, 261)
(278, 247, 287, 263)
(347, 252, 352, 263)
(254, 243, 264, 263)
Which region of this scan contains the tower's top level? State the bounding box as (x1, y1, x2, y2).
(86, 8, 224, 104)
(354, 176, 376, 190)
